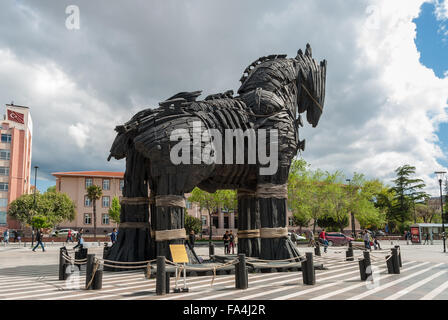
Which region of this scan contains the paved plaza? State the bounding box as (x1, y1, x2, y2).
(0, 240, 448, 300)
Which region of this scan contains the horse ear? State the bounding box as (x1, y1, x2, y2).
(305, 43, 312, 58)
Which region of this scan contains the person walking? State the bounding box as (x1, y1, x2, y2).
(188, 230, 195, 249)
(66, 229, 73, 243)
(223, 230, 230, 254)
(74, 228, 84, 249)
(363, 230, 371, 251)
(318, 229, 328, 253)
(32, 228, 45, 252)
(110, 228, 118, 245)
(373, 235, 381, 250)
(3, 229, 9, 244)
(423, 232, 430, 245)
(229, 230, 235, 254)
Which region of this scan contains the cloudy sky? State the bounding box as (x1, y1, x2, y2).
(0, 0, 447, 195)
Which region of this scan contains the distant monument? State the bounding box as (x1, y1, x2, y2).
(106, 44, 327, 262)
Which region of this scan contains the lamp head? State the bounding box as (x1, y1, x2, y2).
(435, 171, 446, 183)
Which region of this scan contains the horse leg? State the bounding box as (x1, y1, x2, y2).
(258, 166, 300, 260)
(237, 189, 260, 257)
(106, 146, 152, 264)
(153, 169, 190, 261)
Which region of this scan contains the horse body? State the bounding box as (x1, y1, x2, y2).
(106, 45, 327, 262)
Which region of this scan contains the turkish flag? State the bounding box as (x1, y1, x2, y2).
(7, 110, 24, 124)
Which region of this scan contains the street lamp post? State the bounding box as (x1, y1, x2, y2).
(31, 166, 38, 247)
(346, 179, 355, 238)
(435, 171, 446, 253)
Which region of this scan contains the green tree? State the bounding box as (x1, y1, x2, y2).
(109, 196, 121, 224)
(8, 191, 76, 229)
(188, 188, 236, 241)
(30, 215, 52, 230)
(87, 185, 103, 240)
(185, 213, 202, 235)
(288, 159, 311, 233)
(390, 165, 427, 232)
(46, 186, 56, 193)
(321, 171, 350, 232)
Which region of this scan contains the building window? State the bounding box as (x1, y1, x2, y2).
(84, 213, 92, 225)
(0, 183, 8, 191)
(119, 179, 124, 191)
(0, 150, 10, 160)
(186, 200, 192, 209)
(84, 195, 92, 207)
(102, 214, 110, 225)
(0, 198, 7, 207)
(0, 211, 6, 225)
(1, 134, 11, 143)
(0, 167, 9, 176)
(102, 179, 110, 190)
(102, 196, 110, 208)
(85, 178, 93, 189)
(201, 216, 207, 226)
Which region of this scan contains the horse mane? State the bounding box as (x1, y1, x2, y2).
(237, 54, 299, 95)
(238, 54, 288, 84)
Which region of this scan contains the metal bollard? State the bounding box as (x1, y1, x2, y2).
(166, 271, 171, 294)
(103, 244, 110, 259)
(346, 248, 354, 261)
(391, 248, 400, 274)
(359, 259, 367, 281)
(92, 267, 103, 290)
(59, 247, 67, 280)
(314, 242, 321, 256)
(302, 252, 315, 285)
(235, 254, 248, 289)
(156, 256, 166, 295)
(85, 254, 95, 289)
(395, 245, 402, 267)
(386, 255, 394, 274)
(363, 251, 372, 278)
(209, 242, 215, 257)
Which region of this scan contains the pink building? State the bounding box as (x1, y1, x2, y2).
(52, 171, 123, 235)
(0, 103, 32, 230)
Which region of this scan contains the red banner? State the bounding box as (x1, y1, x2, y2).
(411, 227, 420, 243)
(7, 110, 24, 124)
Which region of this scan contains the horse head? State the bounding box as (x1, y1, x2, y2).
(295, 44, 327, 128)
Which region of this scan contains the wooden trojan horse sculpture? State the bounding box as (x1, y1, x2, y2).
(106, 44, 327, 263)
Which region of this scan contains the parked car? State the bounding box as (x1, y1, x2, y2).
(325, 233, 354, 246)
(373, 230, 386, 237)
(51, 229, 78, 238)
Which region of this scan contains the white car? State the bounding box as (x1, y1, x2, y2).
(51, 229, 78, 237)
(288, 232, 307, 241)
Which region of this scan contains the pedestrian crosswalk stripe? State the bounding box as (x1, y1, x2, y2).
(384, 270, 447, 300)
(347, 262, 443, 300)
(256, 261, 403, 301)
(420, 277, 448, 300)
(194, 261, 371, 301)
(277, 261, 417, 300)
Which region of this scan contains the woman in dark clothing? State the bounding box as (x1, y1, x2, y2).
(32, 228, 45, 252)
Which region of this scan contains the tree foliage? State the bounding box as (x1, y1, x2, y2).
(184, 213, 202, 235)
(8, 191, 76, 229)
(109, 196, 121, 224)
(87, 185, 103, 240)
(389, 164, 429, 232)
